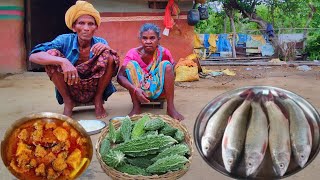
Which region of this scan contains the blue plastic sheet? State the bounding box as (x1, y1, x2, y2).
(261, 43, 274, 56)
(217, 34, 232, 52)
(237, 33, 250, 47)
(203, 34, 210, 49)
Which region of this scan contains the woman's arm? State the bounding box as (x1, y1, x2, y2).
(117, 66, 135, 93)
(117, 66, 150, 103)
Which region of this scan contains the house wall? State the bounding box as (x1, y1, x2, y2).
(0, 0, 194, 73)
(0, 0, 25, 73)
(95, 12, 194, 63)
(92, 0, 195, 63)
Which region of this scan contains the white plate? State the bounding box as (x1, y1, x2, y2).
(78, 120, 107, 135)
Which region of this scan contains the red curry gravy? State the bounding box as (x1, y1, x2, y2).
(4, 118, 91, 180)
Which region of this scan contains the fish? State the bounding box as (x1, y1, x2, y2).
(221, 90, 254, 173)
(276, 90, 312, 168)
(201, 89, 252, 157)
(244, 92, 269, 177)
(263, 92, 291, 176)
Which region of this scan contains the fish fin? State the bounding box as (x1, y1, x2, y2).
(223, 136, 228, 149)
(261, 140, 268, 154)
(227, 116, 232, 123)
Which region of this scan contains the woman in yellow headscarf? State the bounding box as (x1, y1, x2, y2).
(29, 1, 119, 119)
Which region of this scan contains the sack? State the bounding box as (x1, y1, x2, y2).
(175, 66, 199, 82)
(198, 4, 209, 20)
(187, 5, 200, 26)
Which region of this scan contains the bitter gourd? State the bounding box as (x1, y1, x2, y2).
(115, 129, 124, 143)
(159, 123, 177, 136)
(174, 129, 185, 142)
(146, 155, 189, 174)
(131, 115, 151, 139)
(142, 130, 158, 137)
(108, 121, 117, 143)
(99, 138, 111, 155)
(116, 163, 149, 176)
(102, 150, 125, 168)
(151, 144, 190, 162)
(126, 157, 154, 168)
(114, 134, 177, 157)
(120, 117, 132, 142)
(144, 118, 165, 131)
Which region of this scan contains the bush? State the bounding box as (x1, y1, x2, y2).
(305, 32, 320, 60)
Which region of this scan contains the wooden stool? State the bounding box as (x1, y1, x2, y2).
(140, 93, 166, 109)
(141, 98, 166, 109)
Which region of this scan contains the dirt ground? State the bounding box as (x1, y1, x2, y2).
(1, 65, 320, 180)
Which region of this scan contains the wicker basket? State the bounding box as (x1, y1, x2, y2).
(95, 113, 193, 180)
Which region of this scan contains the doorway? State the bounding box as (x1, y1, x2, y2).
(25, 0, 76, 71)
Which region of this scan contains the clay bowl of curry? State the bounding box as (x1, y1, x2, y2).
(1, 112, 93, 180)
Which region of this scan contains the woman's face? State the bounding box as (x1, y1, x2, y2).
(140, 30, 160, 54)
(72, 15, 97, 42)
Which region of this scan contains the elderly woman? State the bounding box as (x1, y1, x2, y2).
(117, 23, 184, 121)
(29, 1, 119, 119)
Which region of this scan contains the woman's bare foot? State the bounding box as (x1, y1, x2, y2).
(63, 99, 75, 117)
(167, 107, 184, 121)
(128, 104, 141, 117)
(94, 97, 107, 119)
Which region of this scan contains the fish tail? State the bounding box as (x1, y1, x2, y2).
(275, 89, 288, 99)
(240, 88, 253, 98)
(267, 91, 274, 101)
(253, 92, 262, 102)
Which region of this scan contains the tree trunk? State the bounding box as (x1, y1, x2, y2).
(227, 0, 286, 58)
(229, 15, 237, 58)
(224, 4, 237, 58)
(224, 15, 227, 33)
(247, 13, 286, 58)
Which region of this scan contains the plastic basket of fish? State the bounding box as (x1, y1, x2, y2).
(194, 86, 320, 179)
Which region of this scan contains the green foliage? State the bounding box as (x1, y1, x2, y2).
(305, 31, 320, 60)
(195, 6, 225, 34)
(195, 0, 320, 58)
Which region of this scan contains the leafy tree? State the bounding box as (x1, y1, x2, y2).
(195, 0, 319, 60)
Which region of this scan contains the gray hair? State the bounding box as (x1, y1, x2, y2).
(139, 23, 161, 39)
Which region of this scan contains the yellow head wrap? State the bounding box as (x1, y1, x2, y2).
(65, 1, 101, 30)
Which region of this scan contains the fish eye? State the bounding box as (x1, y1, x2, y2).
(301, 155, 305, 158)
(280, 163, 284, 168)
(248, 162, 252, 167)
(205, 147, 208, 150)
(228, 159, 232, 164)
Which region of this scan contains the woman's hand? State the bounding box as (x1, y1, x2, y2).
(134, 88, 150, 103)
(90, 43, 110, 56)
(60, 59, 79, 85)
